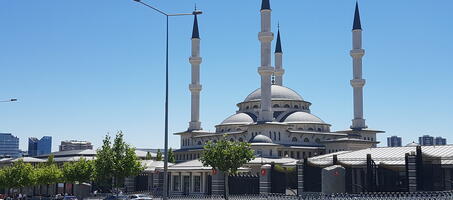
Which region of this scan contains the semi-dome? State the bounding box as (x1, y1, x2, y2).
(244, 85, 304, 102)
(283, 111, 325, 124)
(220, 113, 254, 125)
(250, 134, 273, 144)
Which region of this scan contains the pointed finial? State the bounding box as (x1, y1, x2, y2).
(195, 3, 197, 11)
(192, 14, 200, 39)
(353, 1, 362, 30)
(261, 0, 270, 10)
(275, 26, 282, 53)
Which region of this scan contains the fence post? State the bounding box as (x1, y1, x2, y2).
(297, 160, 304, 195)
(406, 152, 417, 192)
(211, 170, 225, 195)
(260, 164, 272, 194)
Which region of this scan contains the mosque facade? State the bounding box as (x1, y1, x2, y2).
(174, 0, 384, 162)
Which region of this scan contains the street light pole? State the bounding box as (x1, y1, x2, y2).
(132, 1, 202, 199)
(0, 99, 17, 103)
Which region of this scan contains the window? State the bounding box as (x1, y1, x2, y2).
(253, 105, 259, 109)
(213, 140, 217, 143)
(290, 151, 294, 158)
(317, 128, 322, 132)
(197, 141, 202, 145)
(309, 152, 312, 157)
(194, 176, 201, 192)
(371, 138, 374, 141)
(294, 105, 299, 108)
(173, 176, 180, 191)
(278, 132, 281, 141)
(284, 151, 288, 157)
(273, 104, 280, 108)
(303, 152, 306, 158)
(308, 128, 314, 131)
(278, 151, 282, 157)
(315, 138, 321, 143)
(246, 106, 249, 109)
(292, 137, 298, 142)
(297, 152, 300, 159)
(270, 150, 273, 156)
(238, 138, 243, 142)
(284, 104, 290, 108)
(273, 132, 276, 140)
(304, 138, 309, 143)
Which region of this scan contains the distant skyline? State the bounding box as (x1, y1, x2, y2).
(1, 0, 452, 151)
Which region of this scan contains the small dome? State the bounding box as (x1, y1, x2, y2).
(406, 142, 420, 147)
(284, 111, 325, 124)
(250, 134, 273, 144)
(220, 113, 254, 125)
(244, 85, 303, 102)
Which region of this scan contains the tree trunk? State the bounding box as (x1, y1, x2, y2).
(224, 172, 229, 200)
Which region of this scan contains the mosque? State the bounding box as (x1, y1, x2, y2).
(174, 0, 384, 162)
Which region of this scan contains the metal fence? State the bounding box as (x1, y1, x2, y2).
(151, 191, 453, 200)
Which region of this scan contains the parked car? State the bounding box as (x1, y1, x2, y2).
(63, 196, 78, 200)
(129, 194, 152, 200)
(104, 195, 129, 200)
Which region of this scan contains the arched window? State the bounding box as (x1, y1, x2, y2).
(246, 106, 250, 109)
(315, 138, 321, 143)
(317, 128, 322, 132)
(284, 104, 290, 108)
(294, 105, 299, 109)
(308, 128, 314, 131)
(273, 104, 280, 108)
(236, 128, 241, 131)
(292, 137, 298, 142)
(238, 138, 244, 142)
(253, 105, 259, 109)
(298, 127, 303, 130)
(227, 128, 231, 132)
(304, 138, 310, 143)
(197, 141, 202, 145)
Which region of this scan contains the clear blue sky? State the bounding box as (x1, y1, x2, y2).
(1, 0, 452, 152)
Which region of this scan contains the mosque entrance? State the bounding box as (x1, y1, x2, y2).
(271, 164, 298, 195)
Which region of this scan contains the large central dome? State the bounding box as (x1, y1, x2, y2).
(244, 85, 304, 102)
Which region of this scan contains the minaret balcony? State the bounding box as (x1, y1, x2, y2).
(189, 84, 202, 92)
(258, 32, 274, 42)
(274, 68, 285, 76)
(350, 79, 366, 87)
(258, 66, 274, 75)
(350, 49, 365, 57)
(189, 57, 202, 65)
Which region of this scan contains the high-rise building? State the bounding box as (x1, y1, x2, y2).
(435, 137, 447, 145)
(28, 136, 52, 156)
(0, 133, 20, 158)
(387, 136, 402, 147)
(419, 135, 434, 146)
(59, 140, 93, 151)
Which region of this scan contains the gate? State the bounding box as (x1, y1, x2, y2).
(271, 164, 298, 194)
(135, 174, 149, 192)
(366, 154, 378, 192)
(303, 162, 322, 192)
(228, 174, 259, 194)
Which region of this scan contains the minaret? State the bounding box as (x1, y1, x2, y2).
(274, 26, 284, 86)
(258, 0, 274, 122)
(188, 14, 202, 131)
(350, 2, 367, 130)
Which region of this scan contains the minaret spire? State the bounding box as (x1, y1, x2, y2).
(274, 24, 284, 86)
(189, 13, 202, 131)
(258, 0, 274, 122)
(350, 2, 367, 130)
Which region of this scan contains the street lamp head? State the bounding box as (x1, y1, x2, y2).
(133, 0, 141, 2)
(10, 99, 17, 102)
(193, 10, 203, 15)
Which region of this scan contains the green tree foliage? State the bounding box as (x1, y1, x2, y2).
(94, 131, 144, 192)
(3, 160, 36, 190)
(200, 136, 255, 199)
(156, 149, 163, 161)
(63, 157, 94, 184)
(168, 148, 176, 163)
(145, 152, 152, 160)
(0, 168, 7, 189)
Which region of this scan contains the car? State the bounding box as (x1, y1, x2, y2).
(104, 195, 129, 200)
(129, 194, 153, 200)
(63, 196, 78, 200)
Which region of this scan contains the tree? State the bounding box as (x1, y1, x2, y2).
(63, 157, 94, 184)
(168, 148, 176, 163)
(200, 136, 255, 199)
(3, 160, 36, 193)
(94, 131, 144, 194)
(156, 149, 163, 161)
(145, 152, 153, 160)
(0, 168, 6, 190)
(35, 163, 63, 194)
(94, 134, 114, 192)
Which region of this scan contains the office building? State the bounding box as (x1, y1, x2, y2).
(435, 137, 447, 145)
(0, 133, 20, 158)
(28, 136, 52, 156)
(387, 136, 402, 147)
(59, 140, 93, 151)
